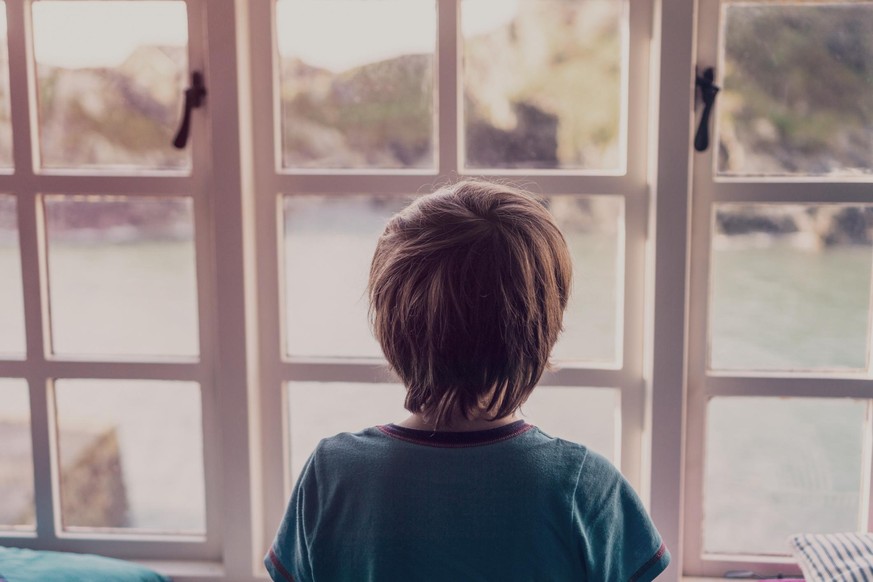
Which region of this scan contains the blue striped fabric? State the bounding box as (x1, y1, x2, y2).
(790, 533, 873, 581)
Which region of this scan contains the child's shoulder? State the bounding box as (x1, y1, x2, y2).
(312, 426, 385, 455)
(527, 427, 627, 481)
(527, 427, 598, 460)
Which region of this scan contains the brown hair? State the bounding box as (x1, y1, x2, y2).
(368, 180, 572, 427)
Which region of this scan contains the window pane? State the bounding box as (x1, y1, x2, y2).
(55, 379, 205, 533)
(33, 1, 188, 171)
(520, 387, 619, 463)
(718, 2, 873, 176)
(710, 204, 873, 372)
(283, 194, 411, 359)
(0, 379, 34, 530)
(286, 382, 408, 483)
(549, 195, 622, 364)
(45, 196, 199, 358)
(0, 196, 24, 356)
(704, 397, 865, 556)
(0, 3, 12, 169)
(462, 0, 625, 171)
(276, 0, 435, 170)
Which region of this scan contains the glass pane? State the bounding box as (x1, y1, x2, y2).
(283, 194, 411, 358)
(0, 3, 13, 169)
(276, 0, 435, 170)
(0, 196, 24, 356)
(55, 379, 204, 533)
(462, 0, 624, 171)
(0, 379, 34, 530)
(704, 397, 865, 556)
(33, 1, 188, 171)
(718, 2, 873, 176)
(549, 195, 622, 364)
(710, 204, 873, 371)
(520, 387, 619, 463)
(45, 196, 199, 358)
(286, 381, 408, 483)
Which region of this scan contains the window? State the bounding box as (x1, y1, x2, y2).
(0, 0, 233, 563)
(685, 0, 873, 576)
(248, 0, 655, 551)
(1, 0, 869, 580)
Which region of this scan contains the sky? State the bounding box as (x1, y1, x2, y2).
(0, 0, 520, 72)
(277, 0, 520, 72)
(31, 1, 188, 69)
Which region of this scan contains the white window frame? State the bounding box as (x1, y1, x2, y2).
(682, 0, 873, 577)
(0, 0, 258, 575)
(6, 0, 831, 580)
(245, 0, 660, 561)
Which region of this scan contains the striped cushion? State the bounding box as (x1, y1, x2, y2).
(789, 533, 873, 581)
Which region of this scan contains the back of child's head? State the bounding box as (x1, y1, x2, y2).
(369, 179, 572, 427)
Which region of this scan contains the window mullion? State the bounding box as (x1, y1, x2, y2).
(620, 190, 648, 493)
(437, 0, 459, 175)
(245, 0, 288, 563)
(712, 181, 873, 203)
(6, 175, 193, 197)
(5, 0, 57, 543)
(620, 379, 644, 489)
(197, 0, 262, 571)
(648, 0, 697, 579)
(707, 375, 873, 399)
(625, 0, 652, 185)
(184, 0, 226, 560)
(683, 0, 725, 574)
(24, 376, 55, 541)
(6, 0, 35, 178)
(18, 196, 55, 540)
(861, 401, 873, 533)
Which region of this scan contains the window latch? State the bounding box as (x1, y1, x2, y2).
(694, 67, 719, 152)
(173, 71, 207, 149)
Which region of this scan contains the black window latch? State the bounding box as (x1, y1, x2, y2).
(173, 71, 207, 149)
(694, 67, 719, 152)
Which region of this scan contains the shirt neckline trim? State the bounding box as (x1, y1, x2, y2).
(377, 420, 533, 448)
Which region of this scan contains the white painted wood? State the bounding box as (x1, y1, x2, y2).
(7, 0, 37, 179)
(861, 402, 873, 532)
(7, 0, 56, 544)
(0, 0, 224, 564)
(622, 186, 653, 488)
(712, 181, 873, 203)
(683, 0, 723, 574)
(437, 0, 458, 175)
(199, 0, 262, 573)
(685, 0, 873, 577)
(647, 0, 698, 579)
(0, 360, 203, 380)
(0, 0, 816, 577)
(251, 0, 659, 566)
(244, 0, 288, 558)
(197, 0, 245, 567)
(707, 375, 873, 399)
(231, 0, 267, 574)
(626, 0, 654, 189)
(271, 172, 646, 197)
(0, 175, 193, 196)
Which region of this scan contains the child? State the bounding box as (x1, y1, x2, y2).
(266, 180, 669, 581)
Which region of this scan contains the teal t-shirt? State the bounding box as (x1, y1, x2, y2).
(266, 421, 669, 581)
